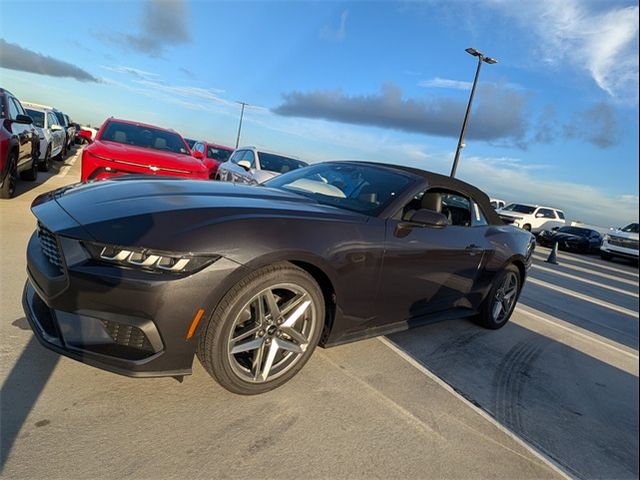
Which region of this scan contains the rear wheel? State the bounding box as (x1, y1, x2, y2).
(197, 263, 324, 394)
(474, 264, 520, 329)
(522, 224, 532, 232)
(0, 151, 18, 199)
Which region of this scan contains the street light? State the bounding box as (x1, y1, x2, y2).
(450, 48, 498, 177)
(235, 101, 249, 148)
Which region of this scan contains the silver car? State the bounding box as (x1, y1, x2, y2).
(217, 146, 307, 184)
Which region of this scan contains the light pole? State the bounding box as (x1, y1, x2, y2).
(235, 101, 249, 148)
(450, 48, 497, 178)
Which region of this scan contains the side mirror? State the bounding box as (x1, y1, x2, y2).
(409, 209, 449, 227)
(535, 213, 544, 218)
(77, 129, 93, 143)
(192, 150, 204, 160)
(51, 124, 62, 131)
(15, 114, 33, 125)
(237, 159, 251, 171)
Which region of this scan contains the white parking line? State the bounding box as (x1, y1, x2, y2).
(532, 264, 639, 298)
(378, 337, 571, 480)
(527, 277, 639, 318)
(532, 256, 639, 287)
(533, 250, 639, 279)
(59, 149, 80, 178)
(515, 305, 639, 362)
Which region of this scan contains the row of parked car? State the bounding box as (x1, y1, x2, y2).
(79, 117, 308, 185)
(489, 197, 638, 263)
(0, 87, 87, 198)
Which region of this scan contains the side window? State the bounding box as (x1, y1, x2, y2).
(194, 142, 204, 153)
(537, 208, 556, 219)
(48, 113, 57, 127)
(243, 150, 256, 168)
(441, 193, 472, 227)
(11, 98, 26, 116)
(557, 211, 565, 220)
(7, 97, 19, 119)
(229, 150, 244, 164)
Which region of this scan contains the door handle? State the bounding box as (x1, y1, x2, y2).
(465, 244, 483, 256)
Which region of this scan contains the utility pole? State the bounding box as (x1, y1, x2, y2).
(235, 101, 249, 148)
(450, 48, 497, 178)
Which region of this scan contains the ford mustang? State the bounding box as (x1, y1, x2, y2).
(80, 118, 217, 181)
(23, 161, 535, 394)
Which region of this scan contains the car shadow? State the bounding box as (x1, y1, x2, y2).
(0, 333, 60, 471)
(387, 319, 639, 480)
(11, 146, 80, 198)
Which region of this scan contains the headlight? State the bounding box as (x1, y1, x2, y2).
(604, 234, 610, 241)
(83, 242, 218, 274)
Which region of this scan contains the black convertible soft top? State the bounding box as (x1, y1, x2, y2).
(352, 161, 503, 226)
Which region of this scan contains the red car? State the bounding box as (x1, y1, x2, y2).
(190, 140, 234, 177)
(80, 118, 216, 181)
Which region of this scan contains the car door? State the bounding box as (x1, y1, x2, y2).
(535, 208, 561, 231)
(218, 149, 243, 181)
(7, 97, 31, 165)
(380, 190, 490, 322)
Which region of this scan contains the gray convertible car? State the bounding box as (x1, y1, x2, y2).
(23, 161, 535, 394)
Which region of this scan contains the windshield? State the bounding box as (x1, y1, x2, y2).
(557, 227, 592, 237)
(100, 121, 190, 154)
(503, 204, 536, 214)
(54, 111, 67, 126)
(258, 152, 307, 174)
(621, 223, 639, 233)
(25, 108, 45, 128)
(207, 146, 233, 162)
(264, 162, 414, 216)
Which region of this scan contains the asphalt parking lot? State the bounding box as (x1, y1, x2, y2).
(1, 150, 637, 479)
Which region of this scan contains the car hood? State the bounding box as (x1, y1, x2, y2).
(88, 140, 206, 173)
(609, 230, 640, 240)
(41, 177, 367, 247)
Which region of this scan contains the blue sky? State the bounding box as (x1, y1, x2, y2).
(1, 0, 638, 226)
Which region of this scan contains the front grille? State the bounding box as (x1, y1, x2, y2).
(609, 236, 639, 250)
(99, 320, 154, 353)
(37, 222, 64, 273)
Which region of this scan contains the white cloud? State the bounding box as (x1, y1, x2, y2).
(418, 77, 472, 90)
(486, 0, 639, 103)
(320, 10, 349, 42)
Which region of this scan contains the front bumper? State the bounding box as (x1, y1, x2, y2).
(601, 239, 639, 259)
(23, 225, 244, 378)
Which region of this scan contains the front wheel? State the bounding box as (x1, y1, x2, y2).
(197, 263, 324, 394)
(0, 152, 18, 198)
(474, 264, 521, 329)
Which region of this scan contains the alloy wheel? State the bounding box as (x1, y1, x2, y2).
(227, 283, 316, 383)
(492, 271, 518, 323)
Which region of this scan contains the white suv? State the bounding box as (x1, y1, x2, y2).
(23, 103, 66, 172)
(600, 223, 639, 261)
(217, 146, 307, 184)
(497, 203, 566, 233)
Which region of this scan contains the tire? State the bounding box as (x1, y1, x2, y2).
(600, 251, 612, 261)
(20, 154, 38, 181)
(474, 264, 521, 330)
(0, 151, 18, 199)
(39, 145, 51, 172)
(197, 262, 324, 395)
(522, 224, 532, 232)
(59, 141, 67, 160)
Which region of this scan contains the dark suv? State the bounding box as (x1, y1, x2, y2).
(0, 88, 38, 198)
